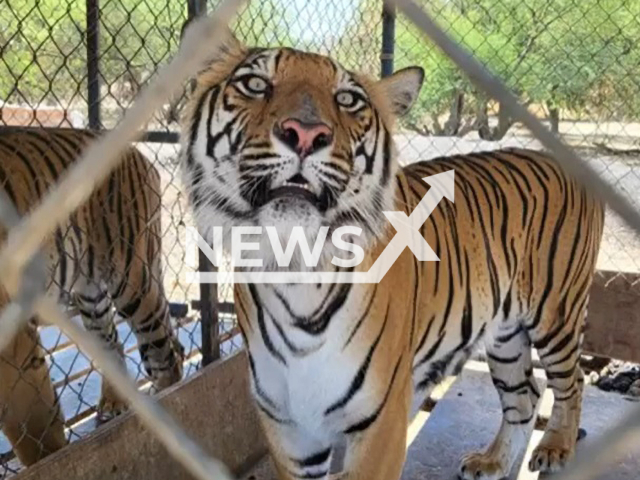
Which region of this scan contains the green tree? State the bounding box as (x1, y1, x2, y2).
(0, 0, 185, 127)
(526, 0, 640, 122)
(0, 0, 292, 127)
(393, 0, 568, 138)
(3, 0, 638, 136)
(333, 0, 383, 76)
(0, 0, 87, 107)
(335, 0, 640, 139)
(226, 0, 296, 47)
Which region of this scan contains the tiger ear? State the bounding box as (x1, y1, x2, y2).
(178, 16, 195, 43)
(179, 17, 245, 70)
(377, 67, 425, 117)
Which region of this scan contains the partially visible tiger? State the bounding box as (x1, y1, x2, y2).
(0, 128, 185, 466)
(178, 29, 604, 480)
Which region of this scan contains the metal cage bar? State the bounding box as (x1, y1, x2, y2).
(86, 0, 102, 130)
(380, 4, 396, 78)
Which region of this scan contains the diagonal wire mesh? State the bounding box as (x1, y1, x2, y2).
(386, 1, 640, 477)
(0, 0, 639, 479)
(386, 0, 640, 236)
(0, 1, 245, 471)
(386, 0, 640, 312)
(0, 1, 245, 479)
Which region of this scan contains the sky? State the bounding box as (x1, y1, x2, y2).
(286, 0, 359, 42)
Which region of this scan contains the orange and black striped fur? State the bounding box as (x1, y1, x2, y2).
(0, 128, 184, 466)
(179, 30, 604, 480)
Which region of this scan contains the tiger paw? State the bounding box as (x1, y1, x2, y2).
(528, 443, 573, 474)
(458, 452, 508, 480)
(97, 396, 128, 424)
(97, 383, 129, 425)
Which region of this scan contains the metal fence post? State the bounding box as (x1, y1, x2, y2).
(198, 250, 220, 366)
(86, 0, 101, 130)
(381, 4, 396, 78)
(187, 0, 221, 366)
(188, 0, 207, 18)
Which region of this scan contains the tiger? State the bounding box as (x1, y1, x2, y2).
(0, 127, 185, 466)
(178, 28, 605, 480)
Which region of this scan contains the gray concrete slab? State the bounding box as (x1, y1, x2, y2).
(559, 387, 640, 480)
(22, 350, 635, 480)
(15, 351, 268, 480)
(401, 371, 640, 480)
(401, 366, 545, 480)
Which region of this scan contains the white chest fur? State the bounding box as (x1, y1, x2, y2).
(245, 283, 379, 453)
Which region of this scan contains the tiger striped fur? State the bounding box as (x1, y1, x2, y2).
(0, 128, 184, 466)
(179, 31, 605, 480)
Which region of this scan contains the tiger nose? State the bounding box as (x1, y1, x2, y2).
(275, 118, 334, 158)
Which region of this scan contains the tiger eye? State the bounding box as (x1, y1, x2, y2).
(336, 91, 355, 107)
(248, 77, 268, 93)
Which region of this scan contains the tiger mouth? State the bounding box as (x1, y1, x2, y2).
(265, 175, 329, 211)
(268, 183, 320, 207)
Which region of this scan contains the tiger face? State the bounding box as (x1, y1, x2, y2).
(181, 31, 423, 270)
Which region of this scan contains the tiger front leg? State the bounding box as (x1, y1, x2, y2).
(96, 344, 129, 424)
(256, 417, 334, 480)
(108, 263, 185, 391)
(459, 325, 539, 480)
(72, 283, 129, 423)
(333, 410, 409, 480)
(256, 376, 411, 480)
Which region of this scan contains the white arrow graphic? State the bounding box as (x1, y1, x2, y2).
(186, 170, 455, 284)
(364, 170, 455, 283)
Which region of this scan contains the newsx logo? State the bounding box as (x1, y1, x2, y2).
(185, 170, 455, 284)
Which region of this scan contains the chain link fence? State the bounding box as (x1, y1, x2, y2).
(389, 0, 640, 294)
(0, 0, 240, 475)
(0, 0, 639, 478)
(390, 0, 640, 398)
